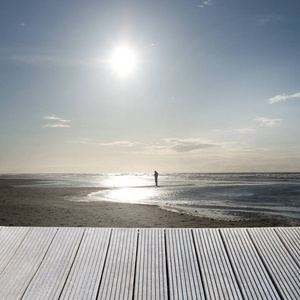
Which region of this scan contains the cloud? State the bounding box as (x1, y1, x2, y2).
(42, 124, 71, 128)
(44, 116, 71, 123)
(258, 15, 282, 25)
(216, 127, 255, 134)
(166, 138, 218, 152)
(197, 0, 213, 8)
(234, 127, 255, 134)
(259, 17, 271, 25)
(42, 115, 71, 128)
(100, 141, 135, 147)
(146, 138, 219, 154)
(268, 92, 300, 104)
(254, 117, 282, 127)
(44, 116, 60, 120)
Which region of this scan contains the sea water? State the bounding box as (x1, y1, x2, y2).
(5, 173, 300, 220)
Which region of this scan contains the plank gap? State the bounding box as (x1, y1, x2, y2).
(95, 228, 113, 300)
(163, 229, 171, 300)
(191, 229, 207, 300)
(131, 229, 140, 300)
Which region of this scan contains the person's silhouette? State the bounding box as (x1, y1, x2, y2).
(154, 171, 158, 186)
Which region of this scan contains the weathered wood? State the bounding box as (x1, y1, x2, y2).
(22, 227, 84, 300)
(134, 228, 168, 300)
(275, 227, 300, 266)
(166, 228, 205, 299)
(0, 227, 30, 274)
(96, 228, 138, 300)
(193, 228, 243, 299)
(59, 228, 111, 299)
(0, 227, 57, 299)
(248, 227, 300, 299)
(221, 228, 281, 299)
(0, 226, 299, 300)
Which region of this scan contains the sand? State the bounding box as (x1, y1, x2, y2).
(0, 178, 299, 228)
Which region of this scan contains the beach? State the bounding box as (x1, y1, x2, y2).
(1, 178, 299, 228)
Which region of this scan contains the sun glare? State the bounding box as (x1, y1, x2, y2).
(110, 46, 137, 76)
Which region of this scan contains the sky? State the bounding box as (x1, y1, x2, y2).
(0, 0, 300, 173)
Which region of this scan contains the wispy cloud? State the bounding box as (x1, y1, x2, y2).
(100, 141, 135, 147)
(42, 124, 71, 128)
(258, 15, 283, 25)
(235, 127, 255, 134)
(166, 138, 217, 152)
(215, 127, 255, 134)
(146, 138, 219, 154)
(254, 117, 282, 127)
(197, 0, 213, 8)
(268, 92, 300, 104)
(44, 116, 71, 123)
(259, 17, 271, 25)
(42, 115, 71, 128)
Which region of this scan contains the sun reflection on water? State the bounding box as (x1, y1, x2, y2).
(102, 174, 152, 188)
(106, 187, 156, 203)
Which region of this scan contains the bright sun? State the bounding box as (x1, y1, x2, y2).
(110, 46, 137, 76)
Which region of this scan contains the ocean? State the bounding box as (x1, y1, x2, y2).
(5, 172, 300, 221)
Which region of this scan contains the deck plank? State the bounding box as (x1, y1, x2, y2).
(21, 227, 85, 300)
(221, 228, 281, 299)
(193, 228, 243, 299)
(134, 228, 168, 300)
(248, 227, 300, 299)
(275, 227, 300, 266)
(0, 227, 57, 299)
(0, 227, 30, 274)
(0, 226, 299, 300)
(60, 228, 111, 299)
(166, 228, 205, 299)
(97, 228, 138, 300)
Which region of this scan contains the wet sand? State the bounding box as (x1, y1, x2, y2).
(1, 179, 299, 228)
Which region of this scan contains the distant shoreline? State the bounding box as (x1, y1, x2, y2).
(1, 178, 299, 228)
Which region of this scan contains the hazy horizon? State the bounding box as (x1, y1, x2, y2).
(1, 0, 299, 173)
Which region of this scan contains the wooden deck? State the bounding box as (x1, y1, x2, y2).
(0, 227, 299, 299)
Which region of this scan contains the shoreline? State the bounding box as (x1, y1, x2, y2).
(1, 178, 299, 228)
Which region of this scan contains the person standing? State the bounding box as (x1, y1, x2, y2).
(154, 170, 158, 186)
